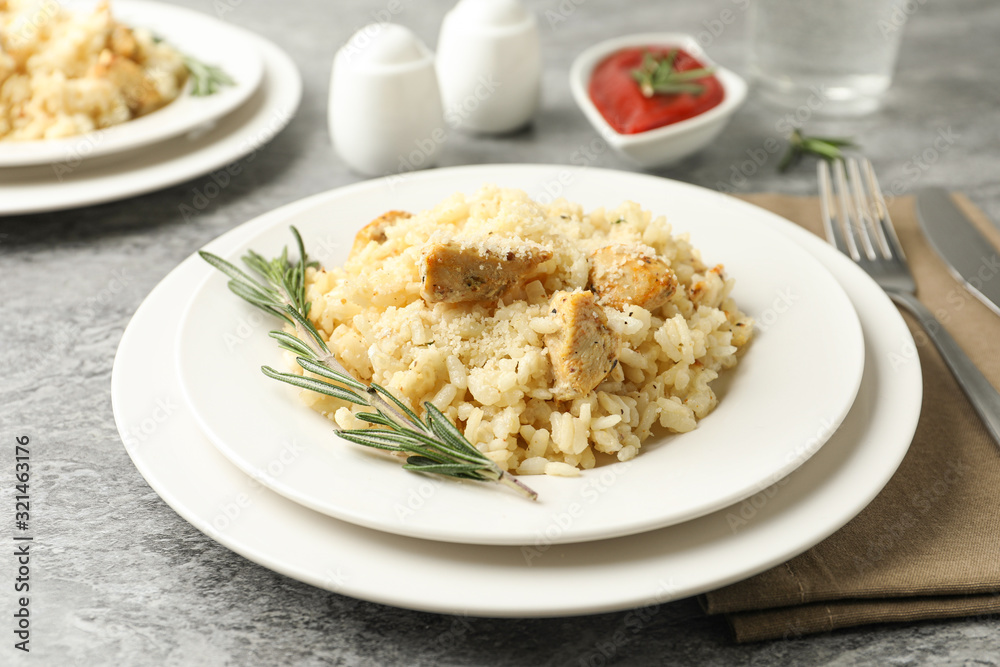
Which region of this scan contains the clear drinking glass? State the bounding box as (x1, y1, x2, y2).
(747, 0, 908, 116)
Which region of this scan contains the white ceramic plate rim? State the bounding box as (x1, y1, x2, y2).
(0, 0, 263, 167)
(0, 26, 300, 215)
(173, 166, 865, 546)
(569, 32, 748, 148)
(111, 171, 922, 616)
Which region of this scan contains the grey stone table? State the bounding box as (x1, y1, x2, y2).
(3, 0, 999, 664)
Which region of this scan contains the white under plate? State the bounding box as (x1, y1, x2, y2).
(174, 167, 865, 546)
(0, 15, 300, 215)
(0, 0, 263, 167)
(111, 167, 921, 616)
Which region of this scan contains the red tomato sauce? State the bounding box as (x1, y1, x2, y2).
(588, 47, 724, 135)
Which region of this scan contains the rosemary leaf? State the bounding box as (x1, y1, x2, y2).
(335, 429, 427, 451)
(237, 285, 284, 310)
(424, 405, 476, 454)
(268, 331, 317, 358)
(650, 82, 706, 95)
(370, 383, 425, 426)
(631, 49, 715, 98)
(778, 129, 857, 173)
(801, 138, 845, 159)
(378, 423, 475, 459)
(353, 412, 398, 428)
(226, 281, 282, 310)
(402, 462, 488, 475)
(296, 357, 368, 391)
(333, 431, 406, 453)
(184, 55, 235, 96)
(261, 366, 367, 405)
(199, 250, 271, 291)
(340, 430, 455, 464)
(665, 68, 716, 82)
(282, 305, 331, 354)
(808, 136, 857, 147)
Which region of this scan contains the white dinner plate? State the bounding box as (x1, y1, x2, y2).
(0, 0, 263, 167)
(174, 167, 865, 546)
(0, 15, 299, 215)
(111, 167, 921, 616)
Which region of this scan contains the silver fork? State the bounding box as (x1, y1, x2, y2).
(819, 157, 1000, 448)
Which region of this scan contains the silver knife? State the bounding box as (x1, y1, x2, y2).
(916, 187, 1000, 317)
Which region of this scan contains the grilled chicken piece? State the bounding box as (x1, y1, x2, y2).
(109, 24, 138, 60)
(544, 291, 620, 400)
(94, 50, 164, 116)
(589, 244, 678, 311)
(349, 210, 411, 259)
(420, 241, 552, 304)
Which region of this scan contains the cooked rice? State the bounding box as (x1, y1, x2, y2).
(0, 0, 187, 141)
(297, 186, 754, 476)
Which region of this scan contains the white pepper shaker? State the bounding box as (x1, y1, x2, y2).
(436, 0, 541, 134)
(329, 24, 445, 176)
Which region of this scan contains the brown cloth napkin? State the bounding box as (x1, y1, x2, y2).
(699, 192, 1000, 643)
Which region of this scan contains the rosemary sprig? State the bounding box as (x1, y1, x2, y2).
(630, 50, 715, 98)
(183, 55, 235, 96)
(778, 129, 857, 172)
(198, 228, 538, 501)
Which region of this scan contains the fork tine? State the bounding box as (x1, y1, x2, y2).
(846, 158, 878, 260)
(832, 159, 862, 261)
(817, 161, 850, 254)
(860, 158, 906, 261)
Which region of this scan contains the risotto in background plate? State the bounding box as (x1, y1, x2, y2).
(297, 186, 754, 475)
(0, 0, 187, 141)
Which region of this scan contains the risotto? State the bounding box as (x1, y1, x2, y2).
(297, 187, 754, 476)
(0, 0, 188, 141)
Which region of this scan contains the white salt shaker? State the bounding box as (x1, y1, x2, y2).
(436, 0, 541, 134)
(329, 24, 445, 176)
